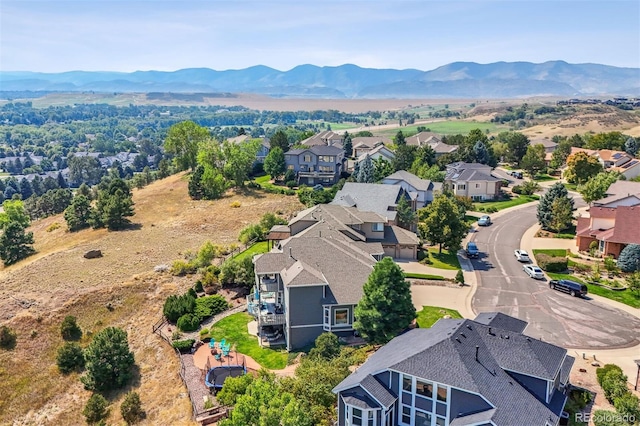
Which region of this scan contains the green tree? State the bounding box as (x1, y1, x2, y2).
(537, 182, 574, 231)
(64, 195, 94, 232)
(68, 155, 104, 187)
(394, 130, 406, 146)
(188, 164, 206, 199)
(201, 165, 228, 199)
(222, 140, 260, 188)
(308, 333, 341, 361)
(414, 164, 445, 182)
(83, 393, 109, 425)
(624, 137, 638, 156)
(565, 151, 603, 185)
(396, 195, 415, 230)
(120, 391, 146, 425)
(617, 244, 640, 273)
(92, 178, 135, 230)
(165, 121, 210, 171)
(356, 154, 374, 183)
(455, 269, 464, 285)
(577, 171, 621, 204)
(56, 342, 85, 374)
(0, 221, 35, 266)
(354, 257, 416, 344)
(550, 139, 573, 170)
(343, 131, 353, 157)
(269, 129, 290, 153)
(393, 144, 417, 172)
(500, 131, 530, 164)
(0, 325, 17, 350)
(81, 327, 135, 392)
(520, 144, 546, 177)
(585, 131, 626, 151)
(373, 157, 394, 182)
(263, 147, 286, 181)
(61, 315, 82, 340)
(0, 199, 30, 229)
(472, 141, 491, 165)
(418, 194, 467, 253)
(548, 197, 574, 232)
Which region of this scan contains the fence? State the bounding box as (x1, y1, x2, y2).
(219, 237, 259, 264)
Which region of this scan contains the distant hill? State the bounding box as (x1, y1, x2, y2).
(1, 61, 638, 98)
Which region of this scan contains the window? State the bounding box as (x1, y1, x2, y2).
(401, 406, 411, 424)
(334, 308, 349, 325)
(457, 184, 466, 190)
(319, 155, 334, 162)
(414, 411, 431, 426)
(287, 164, 294, 170)
(402, 375, 412, 392)
(436, 385, 448, 402)
(372, 223, 384, 232)
(435, 416, 446, 426)
(475, 183, 480, 188)
(416, 380, 433, 398)
(319, 165, 333, 172)
(368, 410, 375, 426)
(304, 155, 312, 162)
(323, 307, 330, 330)
(352, 408, 362, 426)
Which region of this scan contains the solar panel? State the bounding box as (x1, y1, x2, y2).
(621, 160, 638, 169)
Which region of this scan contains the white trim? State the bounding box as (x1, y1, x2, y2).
(289, 323, 324, 329)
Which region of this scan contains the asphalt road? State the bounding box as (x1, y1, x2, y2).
(469, 203, 640, 349)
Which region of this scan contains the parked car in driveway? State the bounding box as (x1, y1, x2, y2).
(514, 249, 531, 262)
(508, 170, 524, 179)
(477, 215, 492, 226)
(465, 242, 479, 258)
(549, 279, 588, 297)
(523, 264, 544, 279)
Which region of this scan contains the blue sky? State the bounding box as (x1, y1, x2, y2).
(1, 0, 639, 72)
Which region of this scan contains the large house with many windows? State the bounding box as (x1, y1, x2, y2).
(284, 145, 345, 186)
(333, 312, 574, 426)
(444, 162, 502, 201)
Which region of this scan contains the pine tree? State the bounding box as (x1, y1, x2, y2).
(0, 221, 36, 266)
(396, 195, 415, 230)
(64, 195, 94, 232)
(188, 164, 205, 199)
(537, 182, 574, 230)
(343, 132, 353, 157)
(81, 327, 134, 391)
(625, 137, 638, 156)
(354, 257, 416, 344)
(357, 154, 374, 183)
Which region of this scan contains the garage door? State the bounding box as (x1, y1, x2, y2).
(399, 245, 415, 260)
(383, 245, 396, 258)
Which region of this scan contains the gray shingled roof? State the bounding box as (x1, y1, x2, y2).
(384, 170, 433, 192)
(447, 168, 500, 182)
(342, 391, 379, 410)
(334, 316, 568, 426)
(474, 312, 528, 333)
(370, 225, 419, 245)
(280, 260, 326, 287)
(360, 374, 397, 410)
(332, 183, 405, 221)
(448, 408, 496, 426)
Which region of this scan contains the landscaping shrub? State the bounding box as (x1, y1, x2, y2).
(308, 333, 341, 361)
(238, 223, 264, 244)
(120, 391, 145, 425)
(597, 365, 628, 403)
(194, 280, 204, 293)
(512, 185, 522, 194)
(486, 206, 498, 213)
(220, 256, 255, 288)
(194, 295, 229, 320)
(61, 315, 82, 340)
(455, 270, 465, 285)
(229, 201, 241, 208)
(0, 325, 17, 350)
(83, 393, 109, 425)
(56, 342, 85, 374)
(614, 393, 640, 423)
(194, 241, 222, 268)
(284, 169, 295, 183)
(591, 410, 625, 426)
(571, 263, 591, 274)
(535, 253, 568, 272)
(617, 244, 640, 273)
(285, 180, 296, 188)
(170, 259, 197, 276)
(177, 313, 200, 332)
(163, 293, 196, 323)
(172, 339, 195, 352)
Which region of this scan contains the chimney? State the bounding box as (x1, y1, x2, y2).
(289, 247, 294, 259)
(489, 327, 494, 336)
(475, 346, 479, 361)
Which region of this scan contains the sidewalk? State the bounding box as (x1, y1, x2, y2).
(397, 260, 458, 279)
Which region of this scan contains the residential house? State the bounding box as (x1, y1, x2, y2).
(576, 181, 640, 257)
(248, 204, 419, 350)
(301, 130, 344, 148)
(430, 141, 458, 158)
(332, 182, 411, 225)
(227, 135, 271, 163)
(444, 162, 502, 201)
(353, 137, 393, 158)
(382, 170, 442, 209)
(356, 145, 396, 165)
(333, 312, 574, 426)
(284, 145, 345, 186)
(550, 148, 640, 180)
(405, 132, 458, 158)
(531, 138, 558, 154)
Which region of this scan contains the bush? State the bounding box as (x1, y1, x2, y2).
(599, 369, 628, 403)
(219, 256, 255, 288)
(194, 280, 204, 293)
(187, 288, 197, 299)
(83, 393, 109, 425)
(592, 410, 626, 426)
(238, 223, 264, 244)
(285, 180, 296, 188)
(46, 222, 61, 232)
(177, 313, 200, 332)
(163, 293, 196, 323)
(0, 325, 17, 350)
(120, 391, 145, 425)
(535, 253, 568, 272)
(170, 259, 197, 276)
(614, 393, 640, 423)
(308, 333, 341, 361)
(57, 342, 85, 374)
(455, 270, 464, 285)
(61, 315, 82, 340)
(512, 185, 523, 194)
(229, 201, 241, 208)
(199, 328, 210, 338)
(194, 295, 229, 321)
(617, 244, 640, 272)
(284, 169, 295, 183)
(486, 206, 498, 213)
(172, 339, 195, 352)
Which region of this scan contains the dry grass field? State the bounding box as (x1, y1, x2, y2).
(0, 173, 303, 426)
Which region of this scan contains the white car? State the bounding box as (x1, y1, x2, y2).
(514, 249, 531, 262)
(523, 265, 544, 280)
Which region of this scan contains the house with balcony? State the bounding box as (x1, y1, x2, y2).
(247, 204, 419, 351)
(284, 145, 345, 186)
(444, 162, 502, 201)
(333, 312, 574, 426)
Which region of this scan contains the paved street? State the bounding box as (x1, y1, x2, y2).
(469, 203, 640, 349)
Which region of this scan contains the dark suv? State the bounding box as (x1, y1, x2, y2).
(465, 242, 479, 258)
(549, 279, 588, 297)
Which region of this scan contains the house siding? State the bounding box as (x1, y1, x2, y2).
(289, 325, 325, 350)
(509, 371, 549, 403)
(286, 285, 325, 350)
(448, 388, 493, 419)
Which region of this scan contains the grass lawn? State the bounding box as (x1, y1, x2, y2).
(231, 241, 270, 263)
(426, 247, 461, 270)
(403, 272, 446, 280)
(472, 195, 539, 212)
(208, 312, 289, 369)
(532, 249, 568, 258)
(547, 273, 640, 309)
(416, 306, 463, 328)
(563, 183, 579, 191)
(533, 174, 557, 182)
(377, 121, 503, 138)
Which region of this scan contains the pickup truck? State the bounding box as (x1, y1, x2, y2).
(465, 242, 479, 258)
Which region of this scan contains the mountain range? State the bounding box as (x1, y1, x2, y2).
(1, 61, 638, 99)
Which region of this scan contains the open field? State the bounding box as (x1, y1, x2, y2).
(0, 172, 304, 425)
